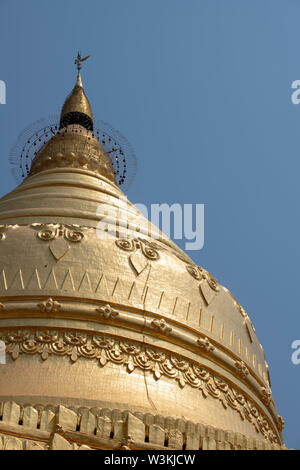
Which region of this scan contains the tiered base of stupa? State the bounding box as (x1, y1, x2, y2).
(0, 401, 287, 450)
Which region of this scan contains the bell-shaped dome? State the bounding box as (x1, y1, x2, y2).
(0, 58, 285, 451)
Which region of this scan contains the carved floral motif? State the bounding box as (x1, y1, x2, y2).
(196, 336, 215, 353)
(31, 223, 85, 243)
(261, 386, 273, 407)
(233, 301, 256, 335)
(37, 298, 61, 313)
(151, 318, 172, 335)
(235, 360, 249, 379)
(0, 223, 87, 246)
(186, 265, 219, 292)
(186, 265, 202, 280)
(96, 304, 119, 319)
(277, 415, 285, 433)
(1, 327, 279, 444)
(116, 238, 160, 261)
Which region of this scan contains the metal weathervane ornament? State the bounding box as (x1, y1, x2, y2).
(10, 52, 137, 191)
(74, 51, 91, 71)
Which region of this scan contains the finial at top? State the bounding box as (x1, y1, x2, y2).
(59, 52, 93, 130)
(74, 51, 91, 72)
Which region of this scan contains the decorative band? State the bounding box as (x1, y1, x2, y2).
(0, 327, 282, 443)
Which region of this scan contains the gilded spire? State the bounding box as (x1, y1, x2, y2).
(29, 52, 116, 183)
(60, 51, 93, 130)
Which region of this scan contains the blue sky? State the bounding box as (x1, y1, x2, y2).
(0, 0, 300, 448)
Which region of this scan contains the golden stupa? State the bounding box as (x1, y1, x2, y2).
(0, 54, 286, 450)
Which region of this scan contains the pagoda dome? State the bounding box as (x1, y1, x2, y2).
(0, 58, 285, 451)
